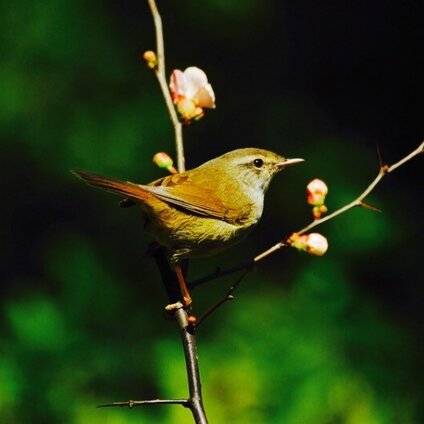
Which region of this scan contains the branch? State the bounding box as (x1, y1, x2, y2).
(174, 307, 208, 423)
(190, 141, 424, 287)
(196, 271, 248, 327)
(147, 0, 185, 172)
(259, 140, 424, 259)
(98, 399, 188, 408)
(189, 261, 254, 289)
(100, 248, 207, 423)
(153, 248, 208, 423)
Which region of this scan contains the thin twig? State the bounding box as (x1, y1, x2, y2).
(97, 399, 189, 408)
(196, 271, 248, 327)
(189, 261, 254, 289)
(252, 141, 424, 262)
(147, 0, 185, 172)
(376, 143, 384, 168)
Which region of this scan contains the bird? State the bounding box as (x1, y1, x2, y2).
(72, 148, 304, 307)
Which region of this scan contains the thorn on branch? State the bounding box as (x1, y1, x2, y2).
(376, 143, 385, 169)
(359, 201, 382, 213)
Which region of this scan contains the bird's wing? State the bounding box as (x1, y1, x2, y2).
(144, 173, 246, 224)
(73, 170, 249, 225)
(142, 184, 235, 222)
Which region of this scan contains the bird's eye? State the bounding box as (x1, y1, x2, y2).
(253, 158, 264, 168)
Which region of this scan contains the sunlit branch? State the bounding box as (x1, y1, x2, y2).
(147, 0, 185, 172)
(254, 140, 424, 262)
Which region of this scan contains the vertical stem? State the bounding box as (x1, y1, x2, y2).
(147, 0, 185, 172)
(175, 310, 208, 424)
(152, 248, 208, 423)
(146, 2, 205, 421)
(175, 126, 185, 172)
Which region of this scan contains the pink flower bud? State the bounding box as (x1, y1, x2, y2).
(153, 152, 177, 174)
(169, 67, 215, 121)
(306, 179, 328, 206)
(306, 233, 328, 256)
(288, 233, 328, 256)
(142, 50, 157, 69)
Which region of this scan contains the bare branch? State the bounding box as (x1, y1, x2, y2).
(189, 261, 254, 289)
(196, 271, 248, 327)
(254, 242, 287, 263)
(174, 308, 208, 424)
(387, 140, 423, 173)
(252, 141, 424, 262)
(97, 399, 189, 408)
(152, 248, 208, 423)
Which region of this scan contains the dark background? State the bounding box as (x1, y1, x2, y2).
(1, 1, 423, 422)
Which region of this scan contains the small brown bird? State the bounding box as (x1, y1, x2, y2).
(73, 148, 303, 306)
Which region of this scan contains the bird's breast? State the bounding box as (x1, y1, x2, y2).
(143, 203, 258, 260)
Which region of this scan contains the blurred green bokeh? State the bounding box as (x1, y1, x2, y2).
(1, 0, 422, 423)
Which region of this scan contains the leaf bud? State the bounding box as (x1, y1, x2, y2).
(142, 50, 157, 69)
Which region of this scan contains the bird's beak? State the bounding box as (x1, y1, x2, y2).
(276, 158, 304, 170)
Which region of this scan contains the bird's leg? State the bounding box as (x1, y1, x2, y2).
(175, 262, 192, 309)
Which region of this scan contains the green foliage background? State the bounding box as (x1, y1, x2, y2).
(1, 1, 423, 422)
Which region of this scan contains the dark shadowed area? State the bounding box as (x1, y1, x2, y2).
(1, 1, 423, 422)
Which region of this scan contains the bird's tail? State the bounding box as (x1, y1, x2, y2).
(72, 170, 150, 202)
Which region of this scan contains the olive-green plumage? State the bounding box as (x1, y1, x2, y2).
(73, 148, 303, 262)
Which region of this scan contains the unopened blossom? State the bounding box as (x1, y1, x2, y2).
(153, 152, 177, 174)
(169, 67, 215, 121)
(288, 233, 328, 256)
(307, 179, 328, 206)
(312, 204, 328, 220)
(142, 50, 157, 69)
